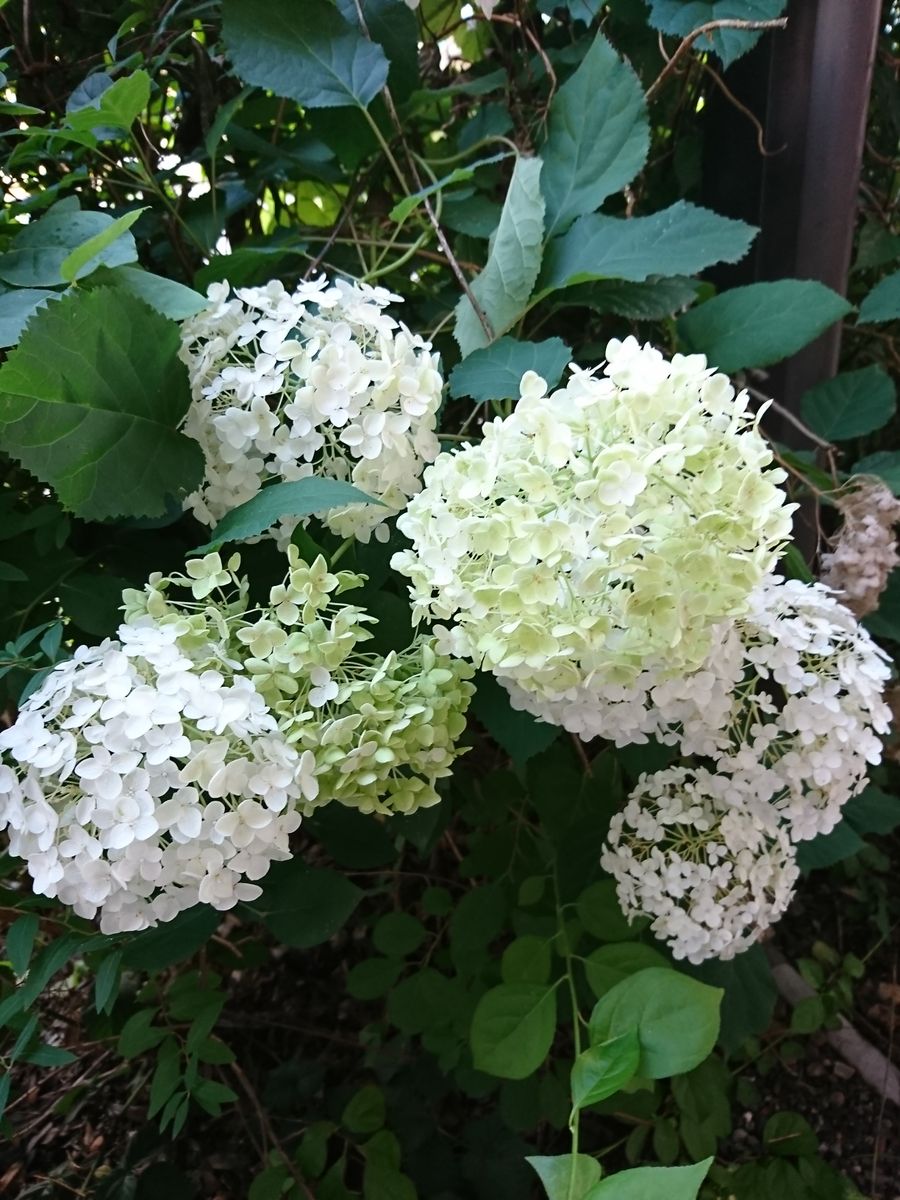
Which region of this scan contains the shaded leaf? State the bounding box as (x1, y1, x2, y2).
(223, 0, 389, 110)
(801, 366, 896, 441)
(527, 1154, 601, 1200)
(0, 208, 138, 287)
(193, 477, 381, 552)
(540, 32, 649, 237)
(470, 983, 557, 1079)
(0, 288, 58, 349)
(454, 155, 545, 356)
(585, 1158, 712, 1199)
(539, 203, 756, 292)
(676, 280, 852, 372)
(858, 268, 900, 324)
(449, 336, 572, 401)
(647, 0, 786, 66)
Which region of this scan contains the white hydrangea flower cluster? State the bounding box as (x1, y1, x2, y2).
(179, 276, 444, 545)
(0, 622, 306, 933)
(514, 575, 891, 842)
(821, 476, 900, 617)
(0, 551, 474, 932)
(601, 766, 800, 964)
(393, 338, 794, 698)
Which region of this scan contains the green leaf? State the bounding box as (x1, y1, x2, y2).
(501, 936, 552, 986)
(801, 366, 896, 441)
(117, 1008, 167, 1058)
(65, 70, 150, 133)
(249, 1166, 291, 1200)
(93, 950, 122, 1015)
(338, 0, 420, 101)
(255, 860, 362, 948)
(0, 208, 138, 287)
(449, 336, 572, 402)
(122, 906, 219, 972)
(559, 277, 700, 320)
(584, 1158, 713, 1200)
(60, 209, 146, 284)
(387, 968, 458, 1035)
(346, 957, 403, 1000)
(589, 968, 722, 1079)
(19, 934, 85, 1008)
(23, 1043, 77, 1067)
(6, 913, 39, 978)
(540, 32, 649, 237)
(0, 287, 203, 520)
(526, 1154, 601, 1200)
(571, 1030, 641, 1109)
(148, 1038, 182, 1118)
(687, 946, 776, 1054)
(853, 450, 900, 494)
(470, 983, 557, 1080)
(389, 151, 513, 224)
(676, 280, 853, 372)
(90, 266, 207, 319)
(583, 943, 670, 1000)
(858, 268, 900, 324)
(222, 0, 389, 110)
(648, 0, 786, 66)
(844, 786, 900, 836)
(764, 1111, 818, 1157)
(342, 1084, 385, 1134)
(373, 913, 426, 957)
(363, 1163, 417, 1200)
(193, 478, 381, 552)
(790, 995, 825, 1034)
(470, 672, 559, 767)
(454, 155, 545, 357)
(796, 821, 865, 872)
(539, 203, 756, 293)
(576, 880, 643, 943)
(0, 288, 58, 349)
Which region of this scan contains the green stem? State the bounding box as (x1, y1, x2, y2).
(554, 867, 584, 1200)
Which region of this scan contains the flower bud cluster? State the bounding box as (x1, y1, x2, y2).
(393, 338, 794, 698)
(179, 276, 443, 545)
(0, 552, 473, 931)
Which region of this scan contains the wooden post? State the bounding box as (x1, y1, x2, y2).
(758, 0, 883, 431)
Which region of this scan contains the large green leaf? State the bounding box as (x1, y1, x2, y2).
(88, 266, 207, 320)
(676, 280, 852, 372)
(193, 478, 382, 552)
(0, 207, 138, 287)
(687, 945, 776, 1054)
(800, 366, 896, 441)
(0, 289, 57, 349)
(858, 268, 900, 324)
(253, 860, 363, 948)
(222, 0, 389, 109)
(584, 1159, 713, 1200)
(336, 0, 420, 101)
(470, 673, 559, 767)
(454, 155, 545, 356)
(448, 336, 572, 401)
(470, 982, 558, 1079)
(648, 0, 786, 67)
(588, 968, 722, 1079)
(539, 202, 756, 293)
(583, 942, 670, 1000)
(540, 32, 649, 237)
(0, 287, 203, 520)
(65, 70, 150, 133)
(554, 277, 700, 320)
(527, 1155, 601, 1200)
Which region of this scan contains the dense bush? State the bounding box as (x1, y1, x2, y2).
(0, 2, 898, 1197)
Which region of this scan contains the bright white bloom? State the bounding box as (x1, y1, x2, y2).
(516, 575, 891, 843)
(602, 766, 800, 964)
(821, 476, 900, 617)
(393, 339, 794, 698)
(0, 551, 475, 931)
(0, 629, 303, 933)
(179, 276, 444, 545)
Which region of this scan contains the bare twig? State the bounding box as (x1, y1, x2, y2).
(646, 18, 788, 102)
(746, 385, 836, 453)
(702, 61, 784, 157)
(766, 947, 900, 1107)
(230, 1062, 317, 1200)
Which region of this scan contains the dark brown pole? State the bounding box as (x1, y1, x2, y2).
(758, 0, 883, 429)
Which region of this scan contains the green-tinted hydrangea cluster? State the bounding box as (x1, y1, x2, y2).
(123, 549, 475, 817)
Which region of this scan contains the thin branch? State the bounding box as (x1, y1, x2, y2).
(747, 385, 836, 453)
(646, 18, 788, 102)
(230, 1062, 317, 1200)
(702, 61, 784, 157)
